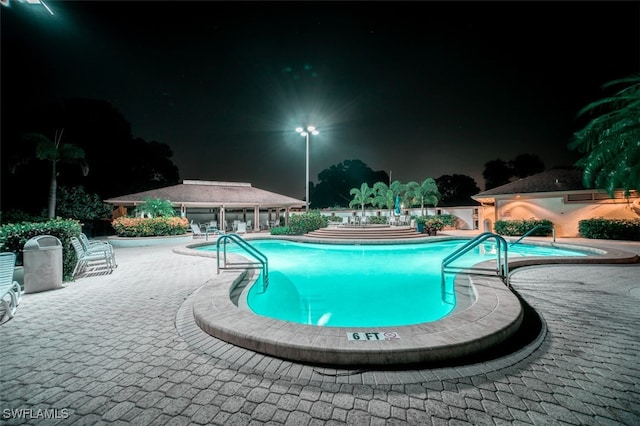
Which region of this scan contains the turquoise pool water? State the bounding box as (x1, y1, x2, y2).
(199, 239, 587, 327)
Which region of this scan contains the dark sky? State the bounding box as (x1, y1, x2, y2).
(2, 1, 639, 198)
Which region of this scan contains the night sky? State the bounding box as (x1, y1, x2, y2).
(2, 1, 639, 198)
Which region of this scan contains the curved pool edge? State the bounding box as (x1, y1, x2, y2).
(174, 236, 640, 367)
(190, 268, 523, 366)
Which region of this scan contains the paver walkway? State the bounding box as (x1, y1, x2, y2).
(1, 233, 639, 425)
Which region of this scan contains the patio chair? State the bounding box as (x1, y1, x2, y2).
(190, 222, 208, 239)
(80, 233, 117, 268)
(70, 236, 115, 278)
(236, 222, 247, 234)
(0, 252, 23, 323)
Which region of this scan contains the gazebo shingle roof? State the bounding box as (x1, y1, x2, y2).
(474, 168, 587, 198)
(104, 180, 304, 208)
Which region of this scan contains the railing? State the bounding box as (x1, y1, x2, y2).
(216, 234, 269, 291)
(441, 232, 509, 283)
(510, 223, 555, 246)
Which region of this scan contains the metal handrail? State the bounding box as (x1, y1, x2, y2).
(442, 232, 509, 281)
(216, 234, 269, 291)
(511, 223, 555, 246)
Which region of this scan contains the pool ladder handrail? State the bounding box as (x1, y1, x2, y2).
(510, 223, 555, 246)
(441, 232, 509, 283)
(216, 234, 269, 291)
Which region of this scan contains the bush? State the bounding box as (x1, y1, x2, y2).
(111, 216, 188, 237)
(0, 218, 82, 281)
(578, 218, 640, 240)
(415, 215, 445, 230)
(438, 214, 458, 228)
(133, 197, 176, 218)
(494, 219, 554, 236)
(270, 226, 291, 235)
(367, 216, 388, 225)
(271, 212, 328, 235)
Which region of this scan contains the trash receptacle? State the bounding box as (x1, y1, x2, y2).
(23, 235, 63, 293)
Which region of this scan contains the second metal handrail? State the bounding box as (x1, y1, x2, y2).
(442, 232, 509, 281)
(217, 234, 269, 291)
(511, 223, 555, 246)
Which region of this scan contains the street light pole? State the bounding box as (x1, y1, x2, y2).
(295, 125, 319, 212)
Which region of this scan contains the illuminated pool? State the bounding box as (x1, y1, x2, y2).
(197, 239, 587, 327)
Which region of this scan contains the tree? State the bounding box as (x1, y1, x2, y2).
(435, 174, 480, 205)
(482, 154, 546, 191)
(568, 74, 640, 196)
(20, 130, 88, 218)
(482, 158, 513, 190)
(349, 183, 376, 217)
(509, 154, 545, 179)
(3, 98, 181, 215)
(372, 180, 404, 216)
(405, 178, 441, 216)
(133, 197, 176, 218)
(311, 160, 389, 208)
(56, 185, 112, 220)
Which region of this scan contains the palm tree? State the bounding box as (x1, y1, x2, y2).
(406, 178, 441, 217)
(568, 73, 640, 196)
(373, 180, 405, 217)
(22, 130, 88, 218)
(349, 182, 376, 219)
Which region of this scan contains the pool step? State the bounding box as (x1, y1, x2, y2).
(304, 225, 429, 240)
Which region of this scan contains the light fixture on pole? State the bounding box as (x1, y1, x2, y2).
(295, 125, 319, 212)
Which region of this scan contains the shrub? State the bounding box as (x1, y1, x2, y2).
(133, 197, 176, 218)
(111, 216, 188, 237)
(415, 215, 445, 230)
(271, 212, 328, 235)
(438, 214, 458, 228)
(367, 216, 388, 225)
(0, 218, 82, 281)
(270, 226, 291, 235)
(578, 218, 640, 240)
(494, 219, 553, 236)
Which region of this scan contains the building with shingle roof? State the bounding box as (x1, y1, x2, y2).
(472, 168, 640, 237)
(104, 180, 304, 232)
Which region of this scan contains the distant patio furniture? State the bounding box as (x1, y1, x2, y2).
(190, 222, 208, 239)
(70, 236, 115, 279)
(0, 252, 23, 323)
(80, 233, 117, 268)
(236, 222, 247, 234)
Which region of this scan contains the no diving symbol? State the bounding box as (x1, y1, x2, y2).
(384, 332, 400, 340)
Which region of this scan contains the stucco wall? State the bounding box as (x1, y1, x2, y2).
(479, 196, 640, 237)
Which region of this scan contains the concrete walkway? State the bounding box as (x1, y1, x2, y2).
(1, 233, 639, 425)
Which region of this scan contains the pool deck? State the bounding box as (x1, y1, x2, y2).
(1, 230, 639, 424)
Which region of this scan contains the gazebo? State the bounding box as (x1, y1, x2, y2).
(104, 180, 305, 232)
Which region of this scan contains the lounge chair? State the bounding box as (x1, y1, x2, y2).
(0, 252, 23, 323)
(236, 222, 247, 234)
(80, 233, 117, 268)
(190, 222, 208, 239)
(70, 236, 115, 278)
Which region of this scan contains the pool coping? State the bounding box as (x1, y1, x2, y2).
(174, 235, 639, 367)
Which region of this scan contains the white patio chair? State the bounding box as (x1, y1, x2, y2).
(80, 233, 117, 268)
(70, 236, 114, 279)
(0, 252, 23, 323)
(190, 222, 208, 239)
(236, 222, 247, 234)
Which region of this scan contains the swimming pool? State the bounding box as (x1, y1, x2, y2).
(183, 234, 634, 366)
(199, 239, 587, 328)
